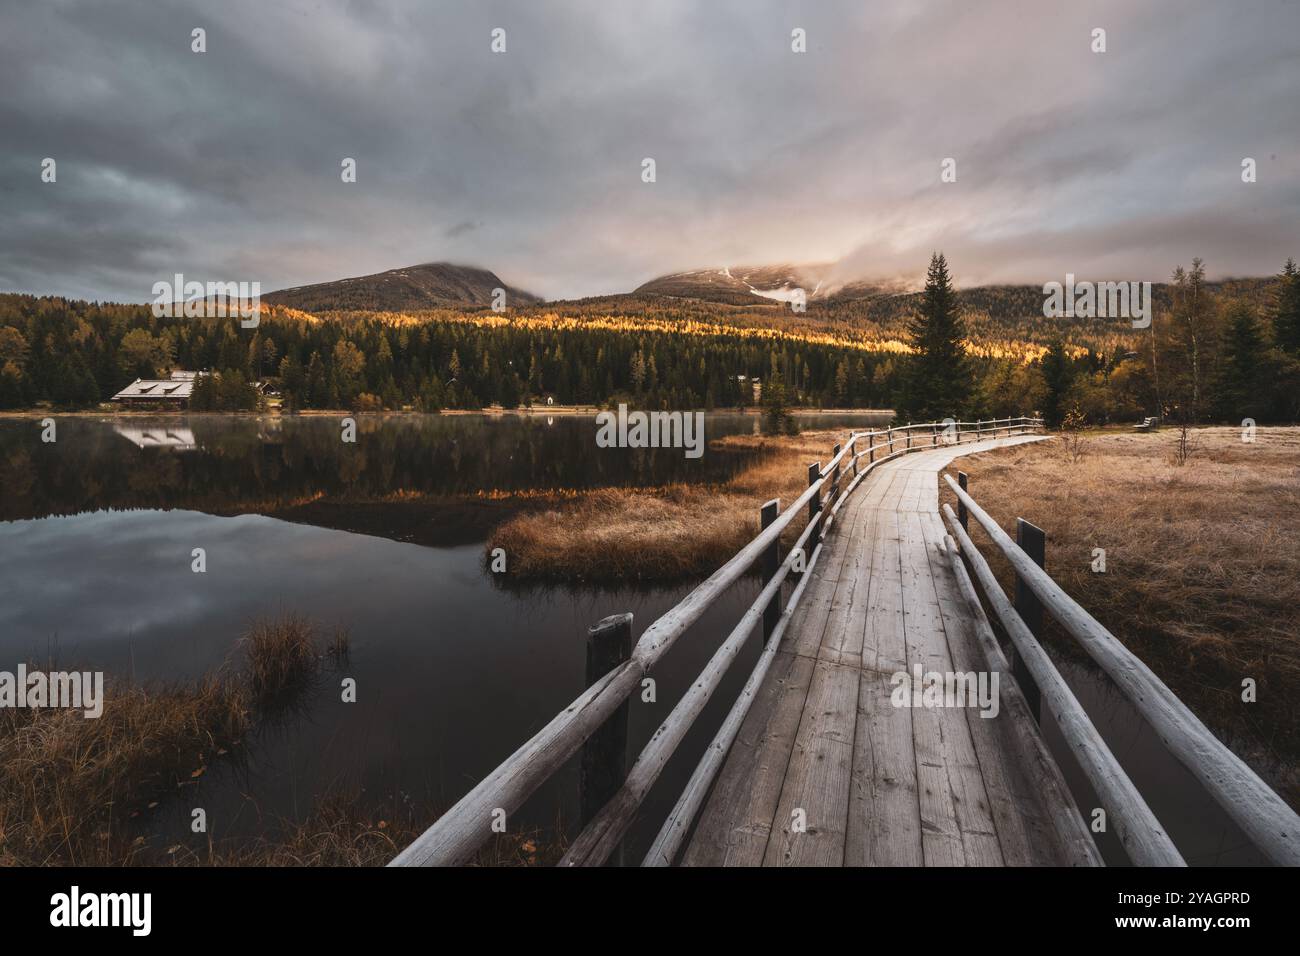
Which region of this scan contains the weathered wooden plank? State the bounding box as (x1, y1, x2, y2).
(680, 649, 816, 866)
(899, 510, 1001, 866)
(845, 501, 923, 865)
(763, 658, 860, 866)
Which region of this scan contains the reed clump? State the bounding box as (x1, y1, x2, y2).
(241, 613, 325, 705)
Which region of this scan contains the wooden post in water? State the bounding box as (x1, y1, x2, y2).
(761, 499, 781, 636)
(957, 471, 969, 531)
(1013, 520, 1046, 721)
(807, 462, 822, 544)
(580, 612, 633, 864)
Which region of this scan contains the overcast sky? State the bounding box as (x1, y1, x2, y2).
(2, 0, 1297, 302)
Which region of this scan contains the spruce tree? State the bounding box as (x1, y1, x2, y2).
(1217, 302, 1269, 421)
(1040, 340, 1073, 428)
(900, 252, 973, 421)
(1272, 258, 1300, 356)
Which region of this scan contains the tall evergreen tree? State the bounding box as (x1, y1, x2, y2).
(1272, 258, 1300, 356)
(898, 252, 973, 421)
(1040, 340, 1073, 428)
(1216, 302, 1270, 421)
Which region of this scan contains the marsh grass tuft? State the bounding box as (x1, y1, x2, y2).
(241, 613, 321, 705)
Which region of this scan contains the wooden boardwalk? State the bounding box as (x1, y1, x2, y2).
(396, 418, 1298, 868)
(682, 435, 1094, 867)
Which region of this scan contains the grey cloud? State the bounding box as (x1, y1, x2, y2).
(0, 0, 1297, 303)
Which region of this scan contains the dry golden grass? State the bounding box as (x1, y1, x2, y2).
(941, 426, 1300, 791)
(0, 678, 249, 866)
(488, 429, 849, 583)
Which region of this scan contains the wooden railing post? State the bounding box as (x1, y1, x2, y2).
(580, 612, 633, 863)
(932, 423, 938, 446)
(807, 461, 822, 544)
(761, 499, 781, 638)
(906, 425, 912, 449)
(831, 443, 842, 499)
(869, 433, 875, 463)
(957, 471, 968, 531)
(1013, 520, 1045, 721)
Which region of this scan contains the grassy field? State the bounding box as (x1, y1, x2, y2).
(941, 427, 1300, 800)
(487, 429, 850, 584)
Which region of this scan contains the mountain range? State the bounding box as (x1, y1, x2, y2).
(262, 262, 542, 312)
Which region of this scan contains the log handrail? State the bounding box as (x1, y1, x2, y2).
(942, 472, 1300, 867)
(388, 417, 1043, 867)
(941, 507, 1182, 865)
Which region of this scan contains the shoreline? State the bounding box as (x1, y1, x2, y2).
(0, 406, 895, 420)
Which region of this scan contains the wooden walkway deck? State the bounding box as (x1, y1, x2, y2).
(682, 435, 1093, 866)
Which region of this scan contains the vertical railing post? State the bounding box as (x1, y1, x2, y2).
(932, 423, 938, 446)
(831, 443, 842, 500)
(906, 425, 912, 450)
(761, 499, 781, 639)
(957, 471, 968, 532)
(869, 433, 875, 463)
(1013, 520, 1046, 721)
(886, 426, 893, 454)
(580, 612, 633, 864)
(807, 461, 822, 544)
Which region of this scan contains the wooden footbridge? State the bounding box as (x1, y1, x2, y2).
(393, 418, 1300, 868)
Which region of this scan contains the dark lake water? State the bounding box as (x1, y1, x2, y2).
(0, 411, 889, 862)
(0, 411, 1273, 866)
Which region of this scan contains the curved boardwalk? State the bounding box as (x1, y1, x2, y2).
(682, 435, 1097, 866)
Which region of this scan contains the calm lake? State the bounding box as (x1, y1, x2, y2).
(0, 411, 887, 861)
(0, 411, 1268, 865)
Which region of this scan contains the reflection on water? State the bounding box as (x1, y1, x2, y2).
(0, 411, 888, 861)
(0, 412, 889, 523)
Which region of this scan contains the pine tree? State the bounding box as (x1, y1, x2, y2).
(1272, 258, 1300, 356)
(899, 253, 973, 420)
(1040, 341, 1073, 428)
(1216, 302, 1270, 421)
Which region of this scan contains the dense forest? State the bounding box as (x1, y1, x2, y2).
(1, 257, 1296, 424)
